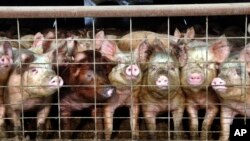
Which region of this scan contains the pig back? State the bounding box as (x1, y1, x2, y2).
(118, 31, 175, 52)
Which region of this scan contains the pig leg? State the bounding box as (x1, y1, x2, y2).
(142, 105, 157, 139)
(104, 104, 118, 141)
(172, 106, 184, 140)
(0, 91, 6, 138)
(130, 99, 139, 140)
(200, 106, 219, 140)
(0, 104, 5, 138)
(91, 107, 104, 140)
(10, 109, 22, 139)
(60, 109, 72, 139)
(36, 105, 51, 139)
(186, 104, 199, 140)
(219, 107, 235, 141)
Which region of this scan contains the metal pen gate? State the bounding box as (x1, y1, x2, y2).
(0, 3, 249, 141)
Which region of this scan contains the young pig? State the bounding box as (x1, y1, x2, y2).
(100, 38, 152, 140)
(211, 44, 250, 141)
(5, 48, 64, 140)
(117, 31, 179, 52)
(139, 38, 185, 140)
(60, 49, 116, 139)
(0, 41, 13, 138)
(178, 36, 230, 140)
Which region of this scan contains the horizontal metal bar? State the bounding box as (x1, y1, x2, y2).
(0, 3, 249, 18)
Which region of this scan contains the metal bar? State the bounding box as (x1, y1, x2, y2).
(0, 3, 249, 18)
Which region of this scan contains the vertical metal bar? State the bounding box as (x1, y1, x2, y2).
(167, 16, 171, 140)
(16, 18, 25, 138)
(129, 16, 133, 141)
(54, 18, 61, 139)
(92, 17, 97, 140)
(205, 16, 209, 140)
(244, 15, 248, 125)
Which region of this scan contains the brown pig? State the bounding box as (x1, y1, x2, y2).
(211, 43, 250, 141)
(177, 36, 230, 140)
(100, 37, 152, 140)
(5, 48, 64, 140)
(139, 38, 185, 140)
(0, 41, 13, 138)
(59, 49, 116, 139)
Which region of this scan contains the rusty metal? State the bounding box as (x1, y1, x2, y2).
(0, 3, 249, 18)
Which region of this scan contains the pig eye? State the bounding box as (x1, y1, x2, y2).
(31, 68, 38, 74)
(169, 66, 175, 71)
(236, 68, 242, 75)
(152, 65, 157, 71)
(117, 58, 122, 63)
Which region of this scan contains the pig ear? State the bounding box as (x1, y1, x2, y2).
(99, 40, 118, 61)
(174, 28, 181, 38)
(3, 41, 13, 58)
(45, 31, 55, 39)
(134, 39, 152, 62)
(16, 53, 35, 74)
(32, 32, 44, 48)
(50, 41, 67, 58)
(95, 31, 105, 50)
(171, 43, 188, 67)
(56, 40, 68, 55)
(209, 35, 230, 63)
(239, 44, 250, 72)
(66, 36, 78, 56)
(152, 38, 166, 52)
(185, 26, 195, 40)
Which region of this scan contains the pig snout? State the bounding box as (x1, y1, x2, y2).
(49, 76, 64, 87)
(156, 75, 168, 89)
(187, 73, 204, 86)
(0, 55, 12, 68)
(125, 64, 140, 79)
(211, 77, 227, 93)
(103, 86, 116, 98)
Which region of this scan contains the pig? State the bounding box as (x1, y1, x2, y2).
(177, 35, 230, 140)
(0, 41, 13, 138)
(59, 49, 116, 139)
(139, 38, 185, 140)
(59, 31, 118, 139)
(211, 43, 250, 141)
(117, 30, 180, 52)
(100, 36, 153, 140)
(5, 48, 64, 139)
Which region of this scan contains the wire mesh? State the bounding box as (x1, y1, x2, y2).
(0, 4, 249, 141)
